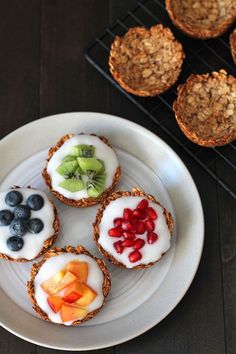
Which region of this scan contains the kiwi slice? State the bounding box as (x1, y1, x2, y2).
(62, 155, 77, 163)
(87, 173, 106, 198)
(70, 144, 95, 157)
(77, 157, 103, 173)
(56, 160, 78, 178)
(59, 177, 84, 192)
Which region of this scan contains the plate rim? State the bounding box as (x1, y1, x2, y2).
(0, 112, 204, 350)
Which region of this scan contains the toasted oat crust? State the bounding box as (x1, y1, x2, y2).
(27, 245, 111, 326)
(94, 188, 174, 269)
(109, 24, 185, 97)
(173, 70, 236, 147)
(42, 133, 121, 207)
(0, 186, 60, 262)
(230, 28, 236, 64)
(166, 0, 236, 39)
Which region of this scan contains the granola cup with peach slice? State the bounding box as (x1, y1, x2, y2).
(27, 245, 111, 326)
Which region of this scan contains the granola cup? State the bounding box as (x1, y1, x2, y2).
(27, 245, 111, 326)
(94, 188, 173, 269)
(42, 133, 121, 207)
(230, 28, 236, 64)
(109, 24, 185, 97)
(173, 70, 236, 147)
(166, 0, 236, 39)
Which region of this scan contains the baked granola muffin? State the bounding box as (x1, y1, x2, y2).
(27, 246, 110, 326)
(42, 133, 121, 207)
(173, 70, 236, 147)
(109, 24, 185, 96)
(0, 187, 59, 262)
(94, 188, 173, 269)
(230, 28, 236, 64)
(166, 0, 236, 39)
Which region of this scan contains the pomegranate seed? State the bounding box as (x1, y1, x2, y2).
(123, 208, 133, 221)
(137, 199, 148, 210)
(133, 238, 145, 250)
(108, 227, 123, 237)
(122, 221, 135, 231)
(114, 240, 124, 254)
(146, 220, 155, 232)
(122, 239, 135, 247)
(133, 208, 146, 220)
(129, 250, 142, 263)
(135, 220, 146, 234)
(131, 217, 139, 226)
(147, 232, 158, 244)
(123, 231, 136, 239)
(114, 217, 123, 227)
(147, 207, 157, 220)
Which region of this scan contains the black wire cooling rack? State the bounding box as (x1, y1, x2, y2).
(85, 0, 236, 200)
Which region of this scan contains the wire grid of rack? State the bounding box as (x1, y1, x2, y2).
(85, 0, 236, 200)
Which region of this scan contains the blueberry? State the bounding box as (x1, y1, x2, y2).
(14, 205, 31, 220)
(26, 194, 44, 210)
(9, 218, 27, 237)
(28, 218, 44, 234)
(5, 191, 23, 207)
(0, 210, 14, 226)
(7, 236, 24, 251)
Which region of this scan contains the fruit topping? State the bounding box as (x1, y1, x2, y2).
(65, 261, 88, 283)
(70, 144, 95, 158)
(114, 240, 124, 254)
(56, 160, 78, 178)
(87, 172, 106, 198)
(59, 177, 84, 192)
(77, 157, 103, 174)
(121, 221, 134, 231)
(9, 219, 27, 237)
(60, 303, 88, 323)
(123, 231, 136, 239)
(147, 232, 158, 244)
(133, 208, 146, 219)
(53, 271, 78, 294)
(108, 227, 123, 237)
(28, 218, 44, 233)
(133, 238, 145, 250)
(135, 220, 146, 234)
(26, 194, 44, 211)
(75, 282, 97, 307)
(137, 198, 148, 210)
(113, 217, 123, 227)
(123, 208, 133, 221)
(5, 191, 23, 207)
(41, 270, 66, 295)
(7, 236, 24, 251)
(122, 239, 135, 247)
(14, 205, 31, 220)
(62, 282, 83, 303)
(128, 250, 142, 263)
(147, 207, 157, 220)
(145, 220, 155, 232)
(47, 296, 63, 313)
(0, 210, 14, 226)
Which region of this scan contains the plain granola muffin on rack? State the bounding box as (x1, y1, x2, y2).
(173, 70, 236, 147)
(109, 24, 185, 97)
(230, 28, 236, 64)
(166, 0, 236, 39)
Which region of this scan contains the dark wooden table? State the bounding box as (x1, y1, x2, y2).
(0, 1, 235, 353)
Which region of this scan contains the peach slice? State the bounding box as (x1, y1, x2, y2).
(62, 282, 83, 303)
(65, 261, 88, 283)
(41, 270, 65, 295)
(47, 295, 63, 313)
(75, 282, 97, 307)
(53, 271, 78, 294)
(60, 303, 88, 322)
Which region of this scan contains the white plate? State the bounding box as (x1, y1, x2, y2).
(0, 112, 204, 350)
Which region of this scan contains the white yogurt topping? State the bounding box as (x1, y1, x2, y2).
(46, 135, 119, 200)
(99, 196, 171, 268)
(34, 253, 105, 325)
(0, 188, 55, 260)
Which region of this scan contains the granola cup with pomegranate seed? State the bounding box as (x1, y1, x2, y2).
(230, 28, 236, 64)
(93, 188, 173, 270)
(166, 0, 236, 39)
(109, 24, 185, 97)
(173, 70, 236, 147)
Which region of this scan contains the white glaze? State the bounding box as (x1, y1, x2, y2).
(0, 188, 55, 260)
(99, 196, 171, 268)
(47, 135, 119, 200)
(34, 253, 105, 325)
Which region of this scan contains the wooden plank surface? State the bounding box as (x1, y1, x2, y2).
(0, 0, 235, 353)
